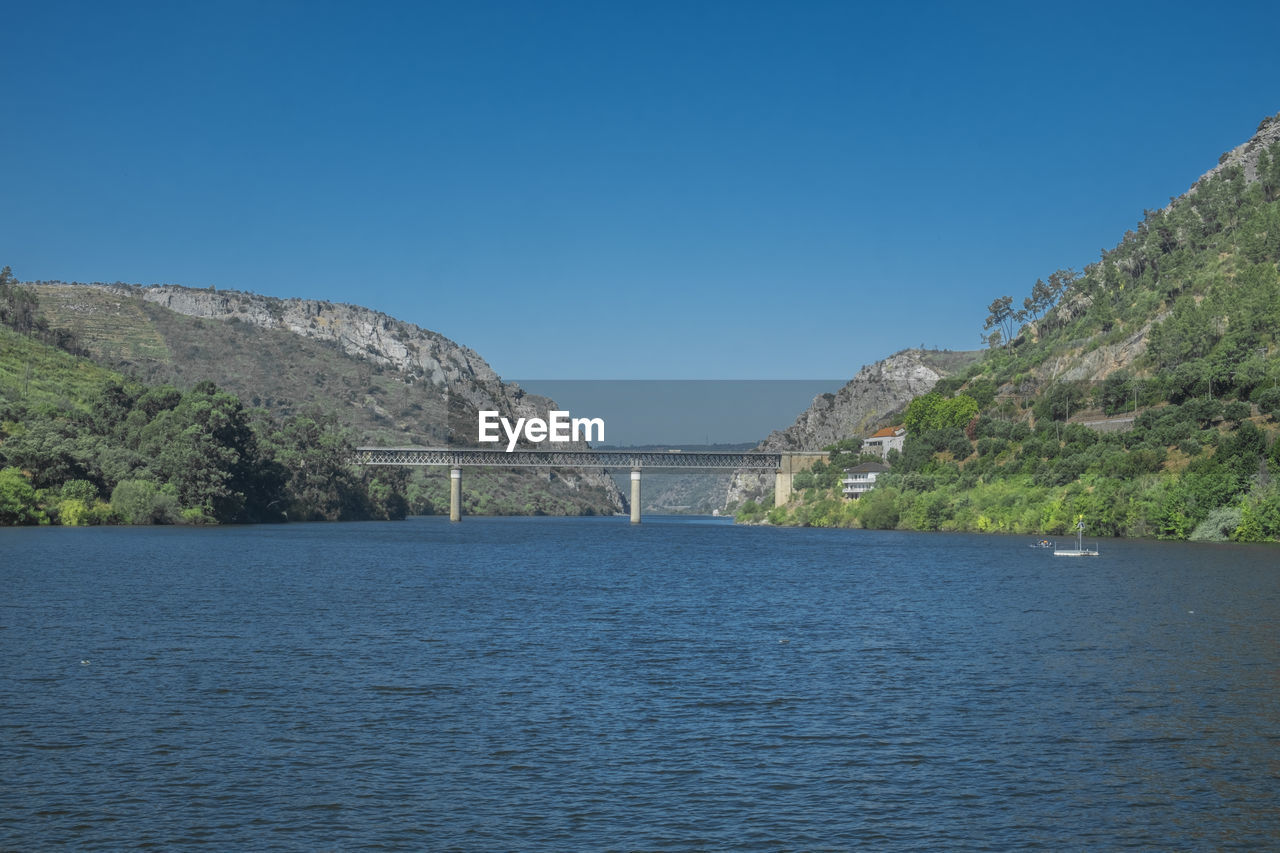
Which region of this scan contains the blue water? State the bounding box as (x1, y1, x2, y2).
(2, 517, 1277, 850)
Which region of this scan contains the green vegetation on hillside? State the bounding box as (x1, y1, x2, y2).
(748, 117, 1280, 543)
(0, 271, 407, 525)
(974, 130, 1280, 401)
(756, 401, 1280, 542)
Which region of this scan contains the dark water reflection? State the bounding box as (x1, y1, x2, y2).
(2, 519, 1277, 850)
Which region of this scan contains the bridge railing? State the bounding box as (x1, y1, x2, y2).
(354, 447, 791, 469)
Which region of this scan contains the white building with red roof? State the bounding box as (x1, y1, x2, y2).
(860, 426, 906, 460)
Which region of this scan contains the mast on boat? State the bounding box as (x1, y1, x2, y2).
(1054, 519, 1098, 557)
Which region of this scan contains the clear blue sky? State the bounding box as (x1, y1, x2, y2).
(3, 0, 1277, 379)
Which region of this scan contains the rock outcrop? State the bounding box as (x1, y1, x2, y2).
(1185, 112, 1280, 195)
(1042, 321, 1160, 382)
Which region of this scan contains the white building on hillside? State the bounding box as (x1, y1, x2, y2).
(861, 426, 906, 460)
(842, 461, 890, 498)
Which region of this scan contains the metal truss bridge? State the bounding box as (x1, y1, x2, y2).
(354, 446, 787, 470)
(354, 446, 828, 523)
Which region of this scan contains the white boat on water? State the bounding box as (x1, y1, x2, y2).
(1054, 520, 1099, 557)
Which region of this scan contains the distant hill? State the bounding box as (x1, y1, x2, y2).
(26, 283, 625, 516)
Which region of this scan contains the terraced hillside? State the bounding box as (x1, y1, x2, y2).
(33, 285, 171, 364)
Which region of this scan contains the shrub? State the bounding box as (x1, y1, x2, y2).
(1223, 401, 1251, 423)
(898, 472, 935, 493)
(1189, 507, 1242, 542)
(1122, 447, 1167, 477)
(180, 507, 215, 525)
(57, 498, 92, 526)
(966, 379, 998, 410)
(1234, 488, 1280, 541)
(947, 432, 973, 460)
(904, 490, 952, 530)
(894, 439, 934, 473)
(976, 437, 1008, 458)
(976, 418, 1009, 440)
(0, 467, 47, 525)
(111, 479, 182, 525)
(1183, 397, 1224, 428)
(858, 486, 900, 529)
(1254, 386, 1280, 418)
(60, 479, 99, 503)
(1035, 455, 1089, 487)
(736, 500, 766, 523)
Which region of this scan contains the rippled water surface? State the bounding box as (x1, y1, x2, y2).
(2, 517, 1278, 850)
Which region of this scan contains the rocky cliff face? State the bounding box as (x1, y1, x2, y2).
(725, 349, 978, 507)
(135, 286, 512, 410)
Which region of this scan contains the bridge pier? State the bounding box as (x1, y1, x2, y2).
(774, 453, 827, 507)
(775, 465, 791, 507)
(449, 466, 462, 522)
(630, 468, 641, 524)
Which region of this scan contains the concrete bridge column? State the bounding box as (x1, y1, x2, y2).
(774, 453, 828, 507)
(450, 467, 462, 522)
(630, 468, 641, 524)
(775, 456, 792, 508)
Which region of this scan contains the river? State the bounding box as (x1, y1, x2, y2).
(2, 517, 1277, 850)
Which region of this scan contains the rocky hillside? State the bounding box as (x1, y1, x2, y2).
(725, 348, 980, 507)
(1006, 112, 1280, 385)
(27, 282, 626, 516)
(137, 286, 505, 406)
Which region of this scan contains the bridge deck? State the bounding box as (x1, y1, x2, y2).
(354, 447, 818, 469)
